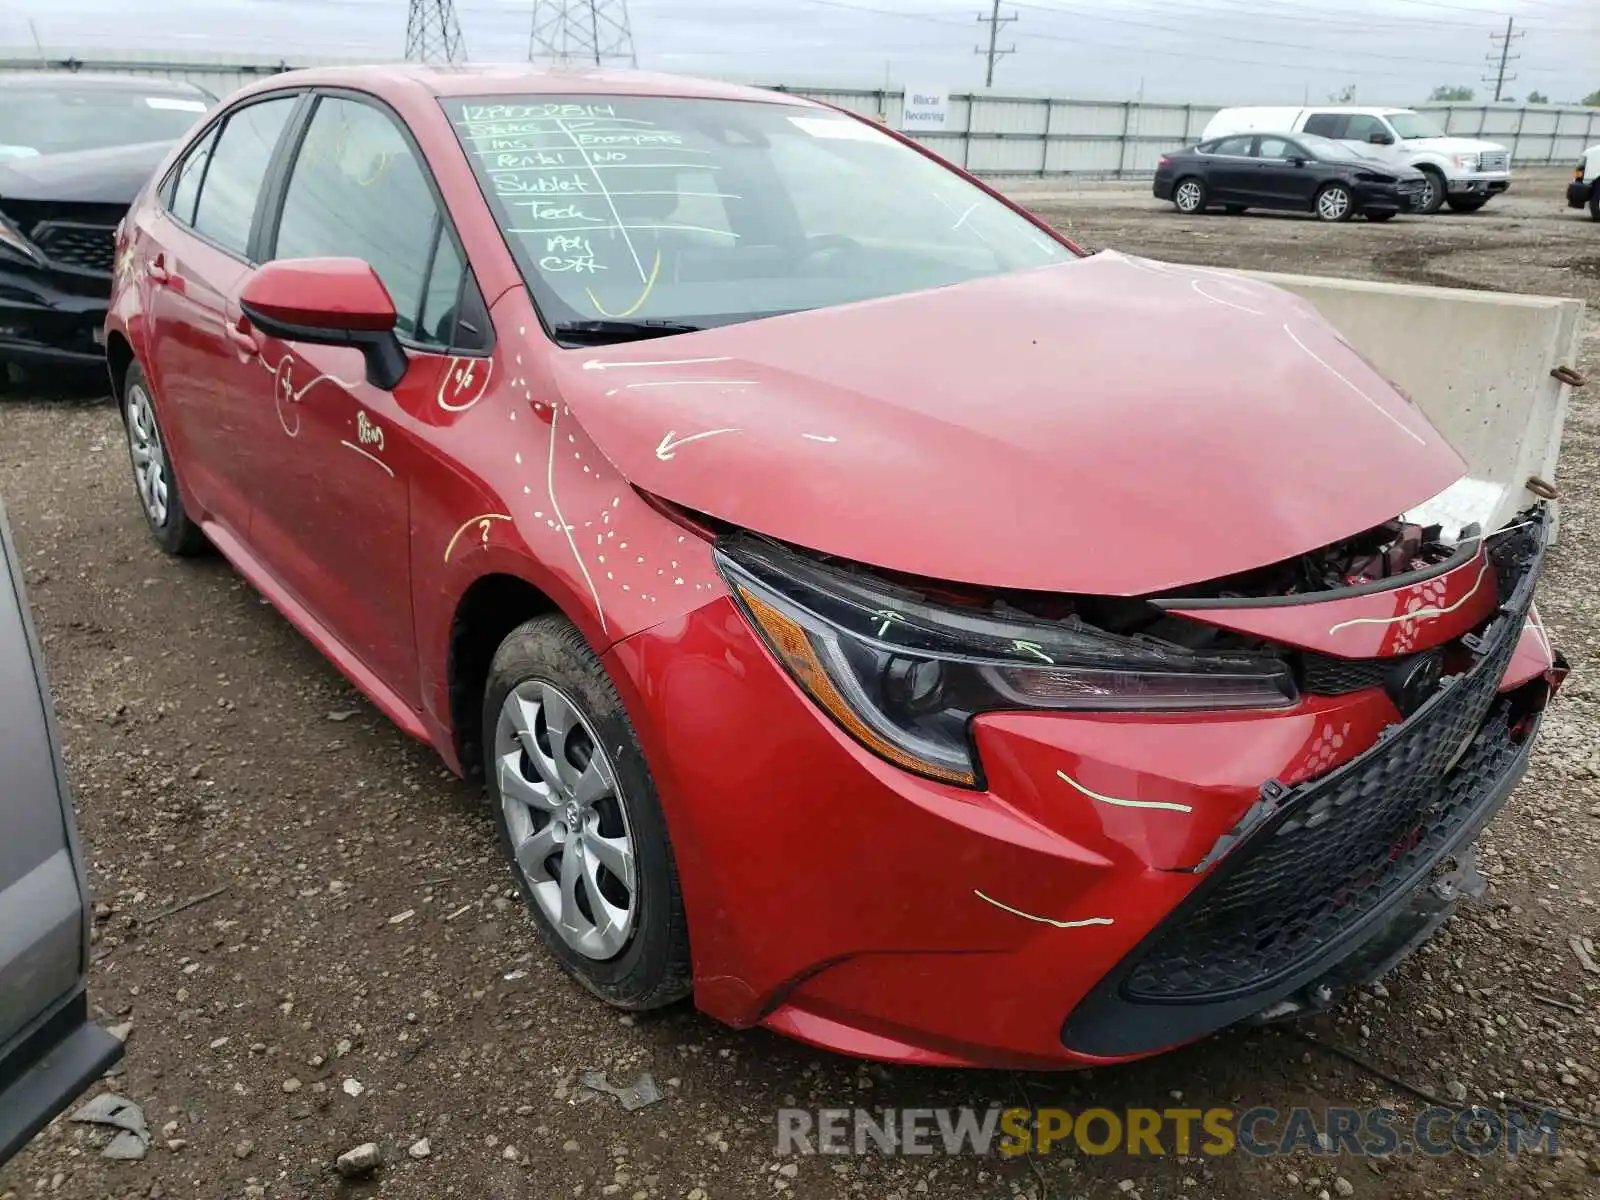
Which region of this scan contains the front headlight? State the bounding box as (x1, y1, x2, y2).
(0, 211, 44, 266)
(716, 537, 1297, 788)
(1452, 153, 1479, 172)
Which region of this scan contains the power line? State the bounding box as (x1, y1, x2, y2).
(528, 0, 637, 66)
(1483, 14, 1523, 100)
(404, 0, 467, 62)
(974, 0, 1016, 87)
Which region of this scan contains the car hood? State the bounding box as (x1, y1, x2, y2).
(1403, 136, 1507, 156)
(553, 252, 1467, 596)
(0, 140, 170, 205)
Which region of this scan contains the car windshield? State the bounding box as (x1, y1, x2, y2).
(444, 95, 1075, 338)
(1298, 133, 1372, 162)
(0, 86, 209, 158)
(1388, 112, 1446, 140)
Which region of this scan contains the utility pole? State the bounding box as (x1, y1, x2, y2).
(529, 0, 637, 67)
(1483, 16, 1522, 102)
(405, 0, 467, 63)
(974, 0, 1016, 89)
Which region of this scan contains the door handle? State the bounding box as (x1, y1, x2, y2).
(225, 320, 259, 357)
(147, 254, 171, 285)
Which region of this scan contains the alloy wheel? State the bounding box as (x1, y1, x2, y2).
(1317, 186, 1351, 222)
(125, 382, 170, 528)
(1175, 181, 1203, 212)
(494, 680, 637, 960)
(1418, 177, 1436, 213)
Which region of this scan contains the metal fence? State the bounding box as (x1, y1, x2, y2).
(4, 51, 1597, 178)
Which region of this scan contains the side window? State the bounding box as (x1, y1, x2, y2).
(191, 97, 298, 257)
(273, 96, 450, 345)
(1256, 138, 1295, 160)
(167, 125, 218, 226)
(1213, 136, 1254, 157)
(1343, 115, 1388, 143)
(1302, 113, 1346, 138)
(417, 228, 466, 344)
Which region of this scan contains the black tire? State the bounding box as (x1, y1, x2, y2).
(1416, 168, 1447, 215)
(1365, 211, 1397, 222)
(482, 614, 692, 1010)
(120, 363, 208, 556)
(1173, 177, 1207, 215)
(1223, 205, 1247, 215)
(1588, 190, 1598, 222)
(1315, 183, 1355, 223)
(1446, 197, 1488, 213)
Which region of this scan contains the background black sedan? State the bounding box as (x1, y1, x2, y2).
(1153, 132, 1427, 223)
(0, 74, 214, 385)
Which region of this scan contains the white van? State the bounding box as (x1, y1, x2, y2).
(1200, 106, 1512, 215)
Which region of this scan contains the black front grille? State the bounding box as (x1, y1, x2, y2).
(32, 221, 117, 274)
(1122, 518, 1544, 1003)
(1302, 652, 1390, 696)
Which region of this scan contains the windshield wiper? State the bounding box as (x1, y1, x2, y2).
(550, 318, 705, 346)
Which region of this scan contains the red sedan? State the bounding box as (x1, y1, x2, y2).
(105, 65, 1565, 1069)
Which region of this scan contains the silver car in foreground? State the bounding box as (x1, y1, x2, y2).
(0, 497, 122, 1165)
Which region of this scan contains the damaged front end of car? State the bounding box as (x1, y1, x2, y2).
(705, 487, 1565, 1061)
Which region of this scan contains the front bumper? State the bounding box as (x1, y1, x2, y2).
(1447, 174, 1510, 197)
(0, 263, 112, 368)
(1569, 180, 1594, 209)
(1354, 181, 1421, 213)
(609, 512, 1559, 1068)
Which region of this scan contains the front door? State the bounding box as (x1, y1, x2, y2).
(1339, 113, 1402, 169)
(1252, 136, 1320, 208)
(138, 95, 301, 540)
(239, 93, 484, 704)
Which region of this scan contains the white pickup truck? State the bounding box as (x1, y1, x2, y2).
(1202, 106, 1513, 215)
(1569, 145, 1599, 221)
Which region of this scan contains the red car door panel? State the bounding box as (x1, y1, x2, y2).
(244, 333, 421, 702)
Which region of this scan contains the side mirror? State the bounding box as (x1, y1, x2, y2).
(239, 257, 408, 391)
(1368, 131, 1395, 146)
(1289, 155, 1308, 167)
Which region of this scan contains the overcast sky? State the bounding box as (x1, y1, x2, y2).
(2, 0, 1594, 105)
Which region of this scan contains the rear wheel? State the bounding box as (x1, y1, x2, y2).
(1315, 183, 1354, 223)
(1415, 168, 1447, 215)
(122, 364, 208, 557)
(1446, 196, 1488, 213)
(483, 614, 692, 1010)
(1589, 190, 1598, 222)
(1173, 177, 1207, 214)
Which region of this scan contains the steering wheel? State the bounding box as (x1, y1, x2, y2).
(794, 233, 863, 271)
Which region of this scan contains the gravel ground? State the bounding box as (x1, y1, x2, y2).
(1, 166, 1597, 1200)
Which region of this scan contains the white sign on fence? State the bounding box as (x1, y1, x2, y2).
(900, 86, 950, 133)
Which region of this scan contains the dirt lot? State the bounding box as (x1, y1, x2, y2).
(2, 167, 1598, 1200)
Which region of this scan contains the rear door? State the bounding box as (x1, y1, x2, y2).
(0, 498, 122, 1166)
(1201, 136, 1258, 202)
(138, 94, 303, 541)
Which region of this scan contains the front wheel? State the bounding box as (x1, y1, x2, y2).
(1173, 177, 1207, 214)
(1416, 169, 1447, 215)
(483, 614, 692, 1010)
(1446, 196, 1488, 213)
(1315, 183, 1354, 223)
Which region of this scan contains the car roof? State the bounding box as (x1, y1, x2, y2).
(0, 72, 208, 95)
(243, 62, 815, 107)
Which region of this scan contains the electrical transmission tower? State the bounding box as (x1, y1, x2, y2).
(974, 0, 1016, 88)
(529, 0, 638, 67)
(1482, 16, 1522, 102)
(405, 0, 468, 63)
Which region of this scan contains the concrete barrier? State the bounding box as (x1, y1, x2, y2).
(1238, 269, 1585, 539)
